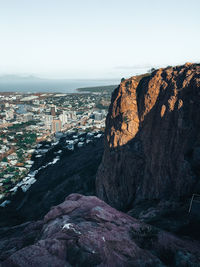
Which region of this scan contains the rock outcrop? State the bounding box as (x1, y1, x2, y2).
(1, 194, 200, 266)
(96, 63, 200, 210)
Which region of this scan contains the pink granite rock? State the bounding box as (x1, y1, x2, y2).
(1, 194, 200, 266)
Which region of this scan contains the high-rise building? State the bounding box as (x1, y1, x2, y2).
(45, 115, 53, 130)
(51, 105, 56, 116)
(59, 111, 68, 126)
(51, 119, 62, 133)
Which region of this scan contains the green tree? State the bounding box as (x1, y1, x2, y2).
(2, 157, 8, 162)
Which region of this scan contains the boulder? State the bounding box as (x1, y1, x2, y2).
(1, 194, 200, 266)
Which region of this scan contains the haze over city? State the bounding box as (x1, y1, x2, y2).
(0, 0, 199, 79)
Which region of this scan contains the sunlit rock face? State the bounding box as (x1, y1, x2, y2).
(105, 77, 140, 147)
(96, 63, 200, 210)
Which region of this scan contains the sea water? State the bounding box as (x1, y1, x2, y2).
(0, 79, 119, 93)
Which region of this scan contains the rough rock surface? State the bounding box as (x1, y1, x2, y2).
(96, 63, 200, 210)
(1, 194, 200, 267)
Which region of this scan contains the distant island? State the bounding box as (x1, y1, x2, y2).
(77, 85, 118, 94)
(0, 75, 43, 82)
(77, 73, 150, 94)
(0, 75, 120, 93)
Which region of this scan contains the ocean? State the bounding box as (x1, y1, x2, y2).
(0, 79, 119, 93)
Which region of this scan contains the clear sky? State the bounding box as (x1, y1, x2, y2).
(0, 0, 199, 79)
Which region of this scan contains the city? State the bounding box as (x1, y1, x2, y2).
(0, 91, 110, 206)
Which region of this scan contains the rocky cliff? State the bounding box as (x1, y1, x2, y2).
(96, 63, 200, 210)
(1, 64, 200, 266)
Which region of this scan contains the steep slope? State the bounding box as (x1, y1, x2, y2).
(96, 63, 200, 210)
(0, 138, 103, 227)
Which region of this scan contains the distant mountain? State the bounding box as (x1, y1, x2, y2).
(0, 75, 120, 82)
(0, 75, 121, 93)
(0, 75, 43, 83)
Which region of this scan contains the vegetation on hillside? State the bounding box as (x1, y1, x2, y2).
(77, 73, 151, 94)
(77, 85, 118, 93)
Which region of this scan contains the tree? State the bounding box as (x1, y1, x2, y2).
(148, 68, 156, 73)
(2, 157, 8, 162)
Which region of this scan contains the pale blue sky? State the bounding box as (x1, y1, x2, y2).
(0, 0, 199, 79)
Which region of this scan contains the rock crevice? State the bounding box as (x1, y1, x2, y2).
(96, 63, 200, 210)
(2, 194, 200, 266)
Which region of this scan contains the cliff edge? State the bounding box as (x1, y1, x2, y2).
(96, 63, 200, 210)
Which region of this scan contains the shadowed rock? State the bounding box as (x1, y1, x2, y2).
(96, 63, 200, 210)
(1, 194, 200, 266)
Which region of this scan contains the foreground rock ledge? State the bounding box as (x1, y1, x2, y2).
(1, 194, 200, 266)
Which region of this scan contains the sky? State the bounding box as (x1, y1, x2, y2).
(0, 0, 199, 79)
